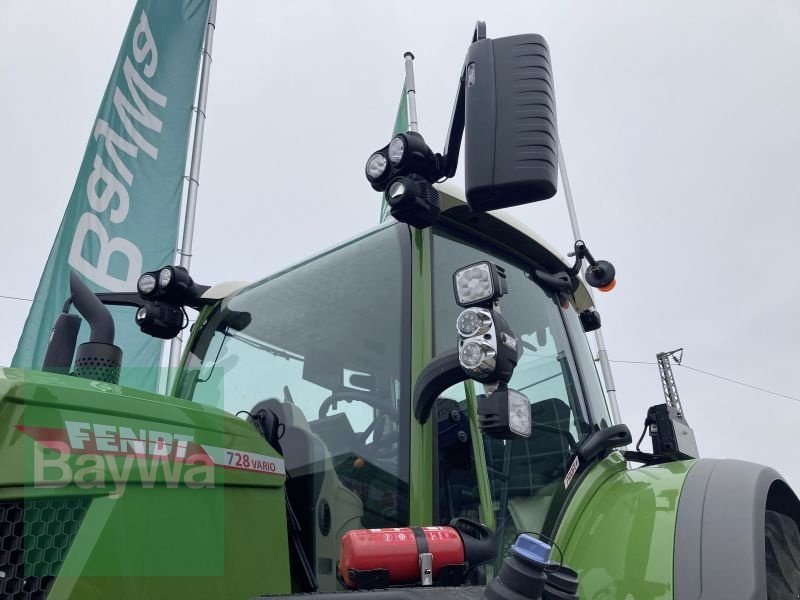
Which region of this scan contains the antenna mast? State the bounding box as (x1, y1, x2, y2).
(403, 52, 419, 133)
(656, 348, 685, 417)
(558, 139, 622, 425)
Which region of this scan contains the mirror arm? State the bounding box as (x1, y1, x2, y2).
(440, 66, 466, 179)
(576, 424, 632, 464)
(414, 349, 467, 424)
(440, 21, 485, 179)
(472, 21, 487, 42)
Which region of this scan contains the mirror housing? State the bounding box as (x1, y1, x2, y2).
(464, 33, 558, 211)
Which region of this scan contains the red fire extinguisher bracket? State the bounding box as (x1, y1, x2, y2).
(338, 520, 496, 590)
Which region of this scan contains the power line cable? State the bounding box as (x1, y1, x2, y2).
(610, 359, 800, 403)
(609, 359, 656, 366)
(677, 364, 800, 403)
(0, 294, 33, 303)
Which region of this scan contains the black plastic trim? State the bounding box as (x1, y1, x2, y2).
(413, 350, 466, 425)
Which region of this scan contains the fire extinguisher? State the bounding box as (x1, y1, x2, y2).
(339, 518, 496, 590)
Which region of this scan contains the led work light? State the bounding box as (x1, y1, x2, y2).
(136, 265, 203, 305)
(134, 301, 184, 340)
(158, 267, 173, 288)
(455, 307, 518, 383)
(453, 262, 517, 382)
(453, 261, 507, 308)
(453, 261, 530, 438)
(456, 307, 493, 338)
(384, 174, 440, 229)
(477, 384, 532, 439)
(365, 129, 443, 229)
(133, 265, 210, 340)
(366, 152, 389, 182)
(388, 136, 405, 165)
(137, 273, 157, 296)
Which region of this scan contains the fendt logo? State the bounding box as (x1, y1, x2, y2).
(20, 420, 285, 498)
(65, 421, 193, 458)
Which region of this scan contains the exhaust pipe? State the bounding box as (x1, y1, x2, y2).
(41, 312, 82, 372)
(69, 272, 114, 343)
(68, 272, 123, 384)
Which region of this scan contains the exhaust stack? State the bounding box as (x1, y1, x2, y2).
(68, 272, 123, 384)
(41, 312, 81, 373)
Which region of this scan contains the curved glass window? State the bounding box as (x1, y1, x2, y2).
(177, 225, 409, 591)
(432, 228, 608, 554)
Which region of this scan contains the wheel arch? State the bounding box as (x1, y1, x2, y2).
(674, 458, 800, 599)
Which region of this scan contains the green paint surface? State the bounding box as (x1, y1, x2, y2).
(555, 454, 695, 599)
(0, 367, 290, 597)
(408, 228, 434, 525)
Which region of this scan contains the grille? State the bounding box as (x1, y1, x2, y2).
(0, 497, 91, 600)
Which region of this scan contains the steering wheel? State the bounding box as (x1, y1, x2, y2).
(318, 390, 399, 459)
(318, 390, 398, 420)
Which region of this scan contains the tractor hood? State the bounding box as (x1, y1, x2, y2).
(0, 367, 283, 492)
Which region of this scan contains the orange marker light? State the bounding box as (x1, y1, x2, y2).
(599, 279, 616, 292)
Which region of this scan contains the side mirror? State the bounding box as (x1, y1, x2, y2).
(464, 34, 558, 211)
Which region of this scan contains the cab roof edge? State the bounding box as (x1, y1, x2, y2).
(435, 183, 595, 313)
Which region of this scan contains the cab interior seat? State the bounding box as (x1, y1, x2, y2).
(251, 398, 364, 590)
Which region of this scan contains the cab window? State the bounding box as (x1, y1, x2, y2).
(178, 224, 410, 591)
(432, 228, 606, 554)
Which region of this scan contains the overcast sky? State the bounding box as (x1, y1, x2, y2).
(1, 1, 799, 490)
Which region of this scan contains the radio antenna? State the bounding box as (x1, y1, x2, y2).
(403, 52, 419, 132)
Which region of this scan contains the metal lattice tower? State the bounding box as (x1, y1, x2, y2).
(656, 348, 684, 417)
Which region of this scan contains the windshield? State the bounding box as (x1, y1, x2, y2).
(432, 227, 610, 555)
(177, 225, 410, 591)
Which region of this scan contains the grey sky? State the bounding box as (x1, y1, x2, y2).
(1, 1, 799, 490)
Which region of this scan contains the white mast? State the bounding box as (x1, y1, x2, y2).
(403, 52, 419, 132)
(166, 0, 217, 393)
(558, 138, 622, 425)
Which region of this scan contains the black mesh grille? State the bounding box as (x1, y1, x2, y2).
(0, 497, 91, 600)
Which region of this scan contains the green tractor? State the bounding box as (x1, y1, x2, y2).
(1, 23, 798, 600)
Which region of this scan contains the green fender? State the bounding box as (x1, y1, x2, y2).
(554, 453, 800, 600)
(554, 453, 695, 600)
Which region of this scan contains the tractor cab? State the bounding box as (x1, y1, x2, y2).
(173, 186, 616, 591)
(8, 18, 800, 599)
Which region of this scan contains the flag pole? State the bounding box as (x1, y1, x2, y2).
(403, 52, 418, 133)
(166, 0, 217, 392)
(558, 137, 622, 425)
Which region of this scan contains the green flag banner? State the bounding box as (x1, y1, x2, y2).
(12, 0, 211, 391)
(379, 86, 409, 222)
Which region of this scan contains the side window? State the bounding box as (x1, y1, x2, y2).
(514, 328, 584, 442)
(561, 305, 611, 428)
